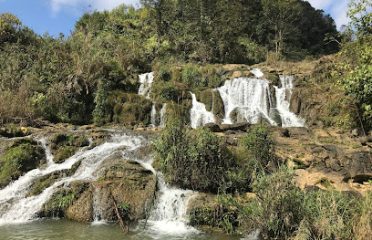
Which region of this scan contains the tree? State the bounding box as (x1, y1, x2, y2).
(261, 0, 301, 57)
(348, 0, 372, 37)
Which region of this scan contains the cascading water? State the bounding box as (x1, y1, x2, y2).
(251, 68, 264, 78)
(0, 133, 199, 237)
(138, 72, 154, 98)
(150, 104, 157, 127)
(159, 103, 167, 128)
(275, 75, 305, 127)
(145, 175, 198, 236)
(190, 93, 216, 129)
(218, 77, 277, 125)
(0, 135, 145, 226)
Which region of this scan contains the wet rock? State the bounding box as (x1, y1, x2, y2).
(59, 158, 157, 224)
(281, 129, 290, 138)
(287, 127, 309, 138)
(97, 160, 156, 222)
(204, 123, 221, 132)
(289, 89, 302, 114)
(39, 181, 90, 219)
(220, 123, 250, 132)
(65, 189, 94, 222)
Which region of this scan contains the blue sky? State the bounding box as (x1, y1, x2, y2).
(0, 0, 349, 37)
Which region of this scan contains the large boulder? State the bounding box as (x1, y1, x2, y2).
(91, 160, 157, 222)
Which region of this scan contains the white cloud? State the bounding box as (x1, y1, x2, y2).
(50, 0, 139, 13)
(306, 0, 349, 29)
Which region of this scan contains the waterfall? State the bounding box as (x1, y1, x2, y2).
(145, 175, 197, 235)
(190, 93, 216, 129)
(251, 68, 264, 78)
(92, 186, 106, 224)
(138, 72, 154, 98)
(275, 75, 305, 127)
(0, 135, 145, 226)
(159, 103, 167, 128)
(218, 77, 277, 125)
(150, 104, 157, 127)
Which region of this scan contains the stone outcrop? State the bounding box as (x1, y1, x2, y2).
(40, 153, 157, 224)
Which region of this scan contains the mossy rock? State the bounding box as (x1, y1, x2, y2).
(28, 161, 82, 197)
(151, 81, 189, 102)
(49, 133, 89, 163)
(0, 139, 45, 188)
(108, 92, 153, 126)
(0, 124, 31, 138)
(54, 146, 77, 163)
(188, 194, 240, 233)
(196, 89, 225, 121)
(39, 181, 90, 218)
(267, 72, 280, 86)
(165, 102, 192, 125)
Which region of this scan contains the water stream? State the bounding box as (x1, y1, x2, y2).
(190, 93, 216, 128)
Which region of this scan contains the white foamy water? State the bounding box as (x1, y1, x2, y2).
(145, 175, 198, 236)
(190, 93, 216, 128)
(0, 135, 145, 226)
(159, 103, 167, 128)
(150, 104, 157, 127)
(251, 68, 264, 78)
(275, 75, 305, 127)
(218, 77, 277, 125)
(138, 72, 154, 98)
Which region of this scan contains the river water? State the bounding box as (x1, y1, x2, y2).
(0, 219, 238, 240)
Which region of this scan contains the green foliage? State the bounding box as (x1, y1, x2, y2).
(238, 37, 267, 64)
(108, 92, 153, 126)
(337, 35, 372, 130)
(301, 190, 358, 239)
(250, 167, 305, 239)
(0, 140, 44, 188)
(190, 198, 239, 234)
(0, 1, 341, 125)
(181, 64, 202, 88)
(154, 116, 235, 193)
(242, 125, 276, 172)
(118, 202, 131, 220)
(348, 0, 372, 37)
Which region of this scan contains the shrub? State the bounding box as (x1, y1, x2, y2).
(181, 64, 202, 88)
(302, 190, 360, 240)
(154, 117, 234, 193)
(242, 124, 276, 173)
(250, 167, 305, 239)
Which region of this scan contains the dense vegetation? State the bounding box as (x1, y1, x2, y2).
(154, 115, 372, 238)
(0, 0, 353, 126)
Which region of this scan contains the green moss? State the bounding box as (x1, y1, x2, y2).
(54, 146, 77, 163)
(50, 133, 89, 163)
(190, 196, 240, 234)
(108, 91, 153, 126)
(267, 73, 280, 86)
(181, 64, 202, 88)
(28, 172, 61, 197)
(0, 140, 45, 188)
(196, 89, 224, 119)
(42, 181, 89, 217)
